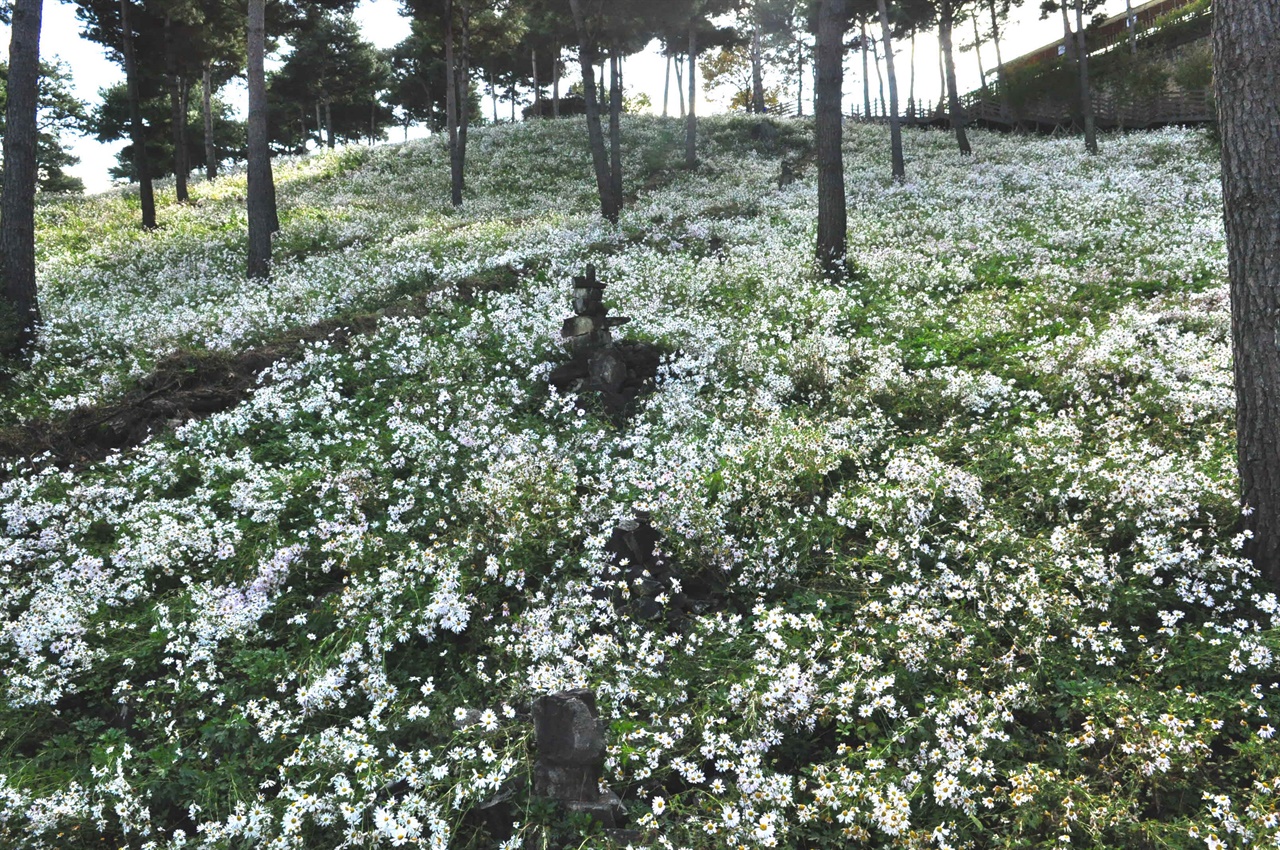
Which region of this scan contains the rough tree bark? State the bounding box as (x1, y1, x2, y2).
(1059, 1, 1074, 60)
(675, 55, 685, 117)
(1, 0, 43, 356)
(458, 12, 471, 186)
(568, 0, 617, 223)
(553, 57, 561, 118)
(908, 30, 916, 114)
(988, 0, 1005, 80)
(988, 0, 1013, 124)
(1214, 0, 1280, 583)
(663, 52, 671, 117)
(971, 12, 987, 95)
(872, 35, 885, 114)
(939, 3, 971, 155)
(814, 0, 846, 280)
(246, 0, 273, 279)
(1125, 0, 1136, 55)
(750, 19, 765, 113)
(686, 23, 698, 168)
(860, 17, 870, 117)
(202, 61, 217, 180)
(120, 0, 156, 229)
(876, 0, 904, 180)
(532, 48, 541, 116)
(608, 51, 623, 206)
(164, 15, 189, 203)
(444, 0, 463, 205)
(1074, 0, 1097, 154)
(796, 49, 803, 116)
(937, 35, 945, 108)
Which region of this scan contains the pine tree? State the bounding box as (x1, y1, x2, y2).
(814, 0, 846, 278)
(1215, 0, 1280, 583)
(0, 0, 43, 356)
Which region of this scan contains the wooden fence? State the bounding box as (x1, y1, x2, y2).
(856, 88, 1212, 132)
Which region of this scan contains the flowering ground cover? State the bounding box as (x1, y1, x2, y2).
(0, 116, 1274, 850)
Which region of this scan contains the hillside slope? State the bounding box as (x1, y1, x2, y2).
(1, 118, 1274, 850)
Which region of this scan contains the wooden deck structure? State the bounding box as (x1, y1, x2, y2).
(880, 89, 1213, 132)
(1003, 0, 1207, 73)
(849, 0, 1215, 134)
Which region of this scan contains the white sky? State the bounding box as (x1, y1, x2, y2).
(19, 0, 1130, 192)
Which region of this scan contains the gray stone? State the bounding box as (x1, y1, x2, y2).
(589, 350, 627, 394)
(633, 598, 663, 620)
(606, 828, 644, 846)
(453, 707, 482, 730)
(574, 288, 604, 313)
(567, 790, 623, 829)
(562, 315, 597, 339)
(533, 689, 621, 828)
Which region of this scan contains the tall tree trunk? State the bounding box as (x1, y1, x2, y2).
(553, 58, 560, 117)
(490, 69, 499, 122)
(751, 20, 765, 113)
(120, 0, 156, 229)
(861, 17, 871, 117)
(1, 0, 42, 355)
(815, 0, 846, 280)
(173, 80, 189, 198)
(1215, 0, 1280, 584)
(164, 14, 189, 203)
(1125, 0, 1136, 55)
(938, 35, 945, 112)
(1060, 1, 1075, 60)
(246, 0, 272, 279)
(1075, 0, 1097, 154)
(325, 97, 334, 148)
(181, 80, 191, 172)
(796, 50, 804, 116)
(458, 12, 471, 177)
(532, 48, 541, 117)
(444, 0, 463, 206)
(872, 36, 885, 115)
(989, 0, 1005, 81)
(202, 61, 217, 180)
(686, 24, 698, 168)
(877, 0, 904, 180)
(939, 6, 972, 155)
(908, 31, 916, 114)
(971, 12, 987, 95)
(663, 52, 671, 116)
(568, 0, 617, 223)
(675, 55, 685, 117)
(315, 101, 322, 146)
(609, 51, 623, 206)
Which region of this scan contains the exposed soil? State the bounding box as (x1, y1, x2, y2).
(0, 268, 519, 479)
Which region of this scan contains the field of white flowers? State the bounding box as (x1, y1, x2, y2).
(0, 115, 1274, 850)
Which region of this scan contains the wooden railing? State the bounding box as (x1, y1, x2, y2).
(855, 88, 1212, 131)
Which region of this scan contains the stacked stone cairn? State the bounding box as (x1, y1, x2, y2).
(549, 264, 660, 416)
(533, 689, 629, 836)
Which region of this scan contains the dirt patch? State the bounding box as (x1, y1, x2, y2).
(0, 270, 519, 479)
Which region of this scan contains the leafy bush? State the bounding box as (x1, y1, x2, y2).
(0, 119, 1270, 850)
